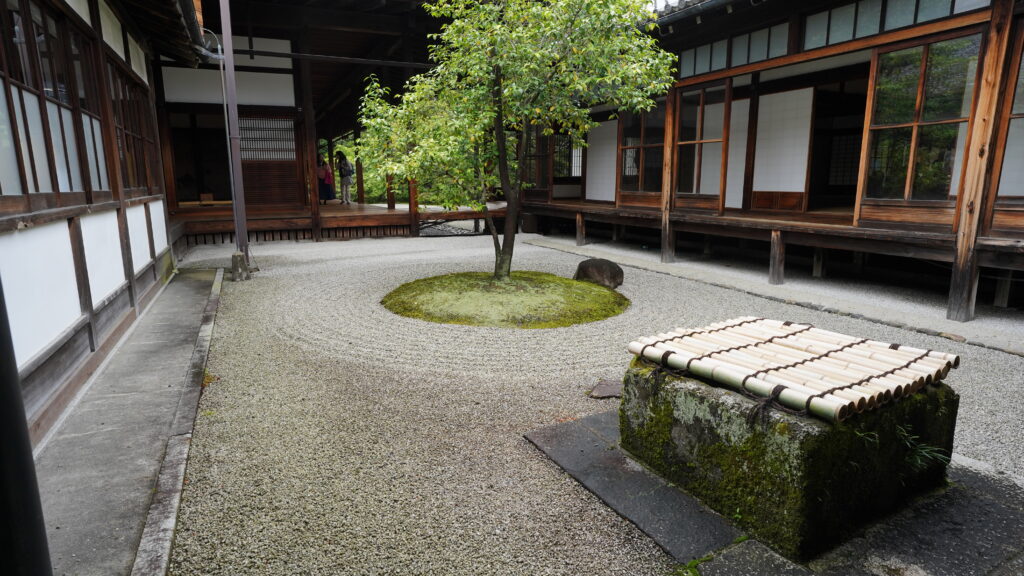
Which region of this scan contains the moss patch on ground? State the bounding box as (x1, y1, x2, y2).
(382, 271, 630, 329)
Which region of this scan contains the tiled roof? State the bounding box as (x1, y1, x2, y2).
(650, 0, 713, 17)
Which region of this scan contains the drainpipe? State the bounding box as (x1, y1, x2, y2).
(0, 277, 53, 576)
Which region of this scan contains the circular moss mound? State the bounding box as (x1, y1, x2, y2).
(382, 271, 629, 329)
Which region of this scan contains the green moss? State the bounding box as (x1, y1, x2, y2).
(382, 271, 629, 329)
(619, 361, 959, 561)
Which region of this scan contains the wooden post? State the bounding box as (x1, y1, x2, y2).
(769, 230, 785, 285)
(948, 0, 1015, 321)
(853, 252, 865, 275)
(703, 235, 713, 257)
(994, 270, 1012, 308)
(661, 88, 677, 263)
(408, 179, 419, 237)
(299, 32, 320, 241)
(612, 225, 622, 243)
(386, 175, 395, 210)
(813, 248, 825, 278)
(576, 212, 586, 246)
(356, 159, 365, 204)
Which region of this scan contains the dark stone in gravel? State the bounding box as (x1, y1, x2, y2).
(589, 379, 623, 399)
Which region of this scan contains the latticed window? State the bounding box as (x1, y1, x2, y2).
(619, 101, 665, 194)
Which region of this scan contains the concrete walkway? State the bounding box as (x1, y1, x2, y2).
(34, 268, 219, 576)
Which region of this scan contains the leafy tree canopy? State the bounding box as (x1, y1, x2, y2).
(358, 0, 675, 277)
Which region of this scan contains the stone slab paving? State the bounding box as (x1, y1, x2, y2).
(34, 269, 216, 576)
(169, 236, 1024, 574)
(526, 411, 741, 563)
(535, 411, 1024, 576)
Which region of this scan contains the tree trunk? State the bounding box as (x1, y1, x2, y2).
(490, 64, 521, 280)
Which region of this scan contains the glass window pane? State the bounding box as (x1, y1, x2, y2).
(83, 116, 99, 190)
(917, 0, 952, 22)
(866, 127, 912, 199)
(750, 28, 769, 62)
(1013, 58, 1024, 115)
(912, 123, 962, 200)
(11, 89, 35, 192)
(922, 34, 981, 122)
(873, 46, 924, 125)
(681, 49, 695, 78)
(830, 4, 856, 45)
(622, 110, 642, 147)
(953, 0, 990, 13)
(22, 91, 52, 193)
(732, 35, 749, 66)
(91, 116, 108, 190)
(0, 87, 24, 195)
(643, 102, 666, 146)
(948, 123, 968, 196)
(676, 144, 697, 195)
(643, 147, 663, 193)
(885, 0, 916, 30)
(711, 40, 728, 71)
(805, 12, 829, 50)
(998, 119, 1024, 197)
(620, 149, 640, 192)
(769, 23, 789, 58)
(702, 88, 726, 140)
(856, 0, 882, 38)
(695, 44, 711, 75)
(677, 90, 700, 142)
(62, 107, 82, 191)
(699, 142, 723, 195)
(5, 0, 35, 85)
(46, 101, 70, 191)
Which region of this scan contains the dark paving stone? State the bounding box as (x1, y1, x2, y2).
(809, 465, 1024, 576)
(699, 540, 811, 576)
(525, 411, 741, 563)
(589, 378, 623, 399)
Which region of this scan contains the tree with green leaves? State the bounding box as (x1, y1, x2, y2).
(358, 0, 675, 279)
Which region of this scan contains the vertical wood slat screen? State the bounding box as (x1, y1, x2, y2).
(239, 113, 302, 205)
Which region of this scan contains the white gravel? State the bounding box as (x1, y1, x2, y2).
(168, 234, 1024, 575)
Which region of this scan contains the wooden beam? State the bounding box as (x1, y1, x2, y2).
(769, 229, 785, 285)
(576, 211, 586, 246)
(242, 2, 402, 35)
(994, 270, 1012, 308)
(813, 247, 825, 278)
(948, 0, 1016, 322)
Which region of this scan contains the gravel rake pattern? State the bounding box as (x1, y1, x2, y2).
(169, 236, 1024, 575)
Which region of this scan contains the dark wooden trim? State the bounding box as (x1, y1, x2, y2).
(661, 86, 678, 262)
(124, 194, 163, 207)
(984, 18, 1024, 232)
(68, 217, 96, 351)
(0, 200, 120, 233)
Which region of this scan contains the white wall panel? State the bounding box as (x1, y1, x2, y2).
(126, 205, 151, 274)
(0, 223, 82, 368)
(754, 88, 814, 193)
(585, 121, 617, 202)
(100, 1, 125, 59)
(161, 68, 295, 107)
(80, 210, 126, 307)
(66, 0, 91, 24)
(129, 36, 148, 84)
(149, 200, 168, 253)
(726, 99, 750, 208)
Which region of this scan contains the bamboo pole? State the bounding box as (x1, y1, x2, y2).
(637, 337, 857, 416)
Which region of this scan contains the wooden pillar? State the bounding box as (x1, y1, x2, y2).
(356, 159, 365, 204)
(408, 179, 419, 237)
(299, 32, 320, 241)
(994, 270, 1012, 308)
(703, 235, 713, 256)
(575, 212, 586, 246)
(661, 87, 677, 263)
(612, 225, 622, 242)
(769, 230, 785, 285)
(853, 252, 865, 275)
(948, 0, 1015, 321)
(813, 248, 825, 278)
(386, 175, 395, 210)
(68, 218, 96, 351)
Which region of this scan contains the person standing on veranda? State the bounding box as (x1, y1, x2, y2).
(337, 151, 354, 205)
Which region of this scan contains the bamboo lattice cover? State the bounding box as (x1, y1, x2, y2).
(628, 317, 960, 423)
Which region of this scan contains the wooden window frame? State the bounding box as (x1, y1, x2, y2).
(617, 101, 667, 197)
(987, 18, 1024, 211)
(672, 80, 732, 206)
(857, 25, 986, 206)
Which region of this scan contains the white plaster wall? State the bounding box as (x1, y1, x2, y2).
(126, 205, 151, 274)
(585, 121, 617, 202)
(230, 37, 293, 69)
(726, 99, 750, 208)
(753, 88, 814, 193)
(80, 210, 126, 307)
(129, 36, 148, 84)
(100, 1, 125, 59)
(66, 0, 91, 24)
(161, 68, 295, 107)
(0, 223, 82, 368)
(149, 200, 168, 253)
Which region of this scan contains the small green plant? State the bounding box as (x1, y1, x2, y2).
(671, 554, 713, 576)
(855, 429, 880, 448)
(896, 424, 950, 472)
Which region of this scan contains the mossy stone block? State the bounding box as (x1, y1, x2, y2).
(619, 358, 959, 561)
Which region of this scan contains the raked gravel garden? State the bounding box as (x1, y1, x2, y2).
(168, 234, 1024, 575)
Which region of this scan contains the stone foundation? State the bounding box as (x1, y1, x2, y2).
(619, 358, 959, 560)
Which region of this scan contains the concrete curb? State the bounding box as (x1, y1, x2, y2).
(130, 268, 224, 576)
(525, 237, 1024, 358)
